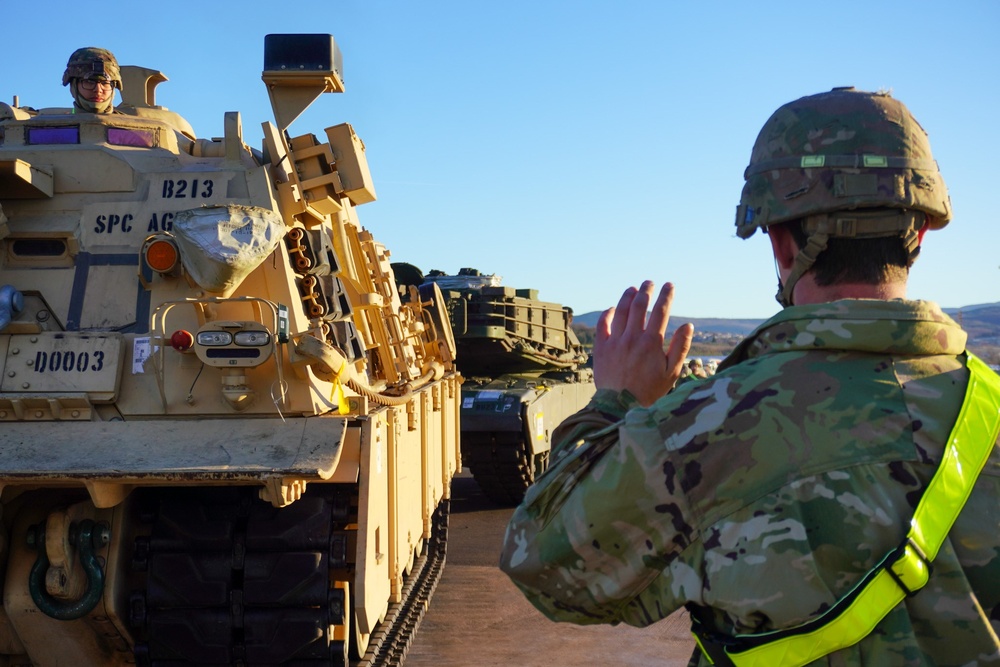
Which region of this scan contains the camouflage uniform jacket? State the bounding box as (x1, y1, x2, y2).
(499, 298, 1000, 666)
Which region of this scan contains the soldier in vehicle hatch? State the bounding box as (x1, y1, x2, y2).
(63, 47, 122, 114)
(500, 87, 1000, 665)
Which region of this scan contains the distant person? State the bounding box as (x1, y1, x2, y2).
(675, 357, 707, 387)
(63, 47, 122, 114)
(499, 87, 1000, 665)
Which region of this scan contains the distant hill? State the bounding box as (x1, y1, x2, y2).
(574, 301, 1000, 344)
(944, 303, 1000, 345)
(573, 311, 764, 336)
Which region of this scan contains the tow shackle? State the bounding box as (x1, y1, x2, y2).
(27, 519, 109, 620)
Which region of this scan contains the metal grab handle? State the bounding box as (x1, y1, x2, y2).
(28, 520, 108, 621)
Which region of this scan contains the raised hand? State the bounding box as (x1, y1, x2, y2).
(592, 281, 694, 407)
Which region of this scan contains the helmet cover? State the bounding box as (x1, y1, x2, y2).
(62, 47, 122, 91)
(735, 87, 950, 239)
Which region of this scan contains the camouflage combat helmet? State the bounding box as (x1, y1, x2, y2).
(735, 87, 951, 306)
(62, 47, 122, 90)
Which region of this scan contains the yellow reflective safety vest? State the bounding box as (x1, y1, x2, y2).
(691, 353, 1000, 667)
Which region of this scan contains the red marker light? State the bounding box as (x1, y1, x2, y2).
(171, 330, 194, 351)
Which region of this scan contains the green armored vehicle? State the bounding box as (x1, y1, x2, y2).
(396, 266, 595, 505)
(0, 35, 460, 665)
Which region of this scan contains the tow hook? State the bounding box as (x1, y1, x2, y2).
(26, 519, 110, 620)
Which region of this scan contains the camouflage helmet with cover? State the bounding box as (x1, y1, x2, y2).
(735, 87, 951, 306)
(62, 47, 122, 90)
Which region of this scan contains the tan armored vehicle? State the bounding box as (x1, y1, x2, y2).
(0, 34, 460, 665)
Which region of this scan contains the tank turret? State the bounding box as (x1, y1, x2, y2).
(396, 265, 595, 505)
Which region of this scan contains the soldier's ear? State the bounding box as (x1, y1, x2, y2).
(767, 224, 798, 273)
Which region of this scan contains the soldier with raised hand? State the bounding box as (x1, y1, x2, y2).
(499, 87, 1000, 665)
(63, 47, 122, 114)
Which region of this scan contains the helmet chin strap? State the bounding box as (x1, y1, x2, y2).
(775, 230, 828, 308)
(774, 210, 924, 308)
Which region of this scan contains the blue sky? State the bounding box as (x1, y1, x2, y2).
(5, 1, 998, 319)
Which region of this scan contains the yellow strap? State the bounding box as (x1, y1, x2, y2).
(329, 360, 351, 415)
(909, 354, 1000, 562)
(701, 354, 1000, 667)
(726, 569, 914, 665)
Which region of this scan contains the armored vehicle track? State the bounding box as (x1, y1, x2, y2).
(461, 431, 541, 506)
(127, 486, 448, 666)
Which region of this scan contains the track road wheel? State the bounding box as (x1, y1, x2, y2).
(333, 580, 372, 661)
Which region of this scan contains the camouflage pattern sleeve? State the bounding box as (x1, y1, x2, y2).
(499, 388, 690, 625)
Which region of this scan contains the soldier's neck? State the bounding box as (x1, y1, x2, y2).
(793, 277, 907, 305)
